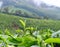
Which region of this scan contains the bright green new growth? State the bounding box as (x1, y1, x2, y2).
(45, 38, 60, 43)
(0, 19, 60, 47)
(19, 20, 26, 28)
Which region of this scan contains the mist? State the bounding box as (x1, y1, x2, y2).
(0, 1, 3, 8)
(33, 0, 60, 7)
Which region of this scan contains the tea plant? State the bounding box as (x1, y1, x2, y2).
(0, 20, 60, 47)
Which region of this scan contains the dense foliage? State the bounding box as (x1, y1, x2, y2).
(0, 6, 41, 19)
(0, 20, 60, 47)
(0, 13, 60, 32)
(0, 1, 60, 47)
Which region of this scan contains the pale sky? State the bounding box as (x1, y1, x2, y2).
(0, 0, 60, 7)
(33, 0, 60, 7)
(0, 1, 3, 7)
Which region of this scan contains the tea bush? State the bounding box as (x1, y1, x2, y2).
(0, 20, 60, 47)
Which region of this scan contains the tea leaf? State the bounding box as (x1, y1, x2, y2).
(45, 38, 60, 43)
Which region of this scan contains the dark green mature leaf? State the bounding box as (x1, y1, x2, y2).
(7, 37, 22, 45)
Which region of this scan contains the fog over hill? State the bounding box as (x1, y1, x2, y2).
(0, 0, 60, 20)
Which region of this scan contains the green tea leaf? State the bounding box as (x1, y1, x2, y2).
(19, 20, 25, 27)
(45, 38, 60, 43)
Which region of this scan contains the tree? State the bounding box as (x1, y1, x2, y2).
(14, 10, 22, 15)
(44, 16, 49, 19)
(3, 7, 9, 13)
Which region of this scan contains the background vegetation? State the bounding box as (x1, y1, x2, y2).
(0, 13, 60, 33)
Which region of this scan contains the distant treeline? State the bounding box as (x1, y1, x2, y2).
(0, 6, 43, 19)
(0, 6, 50, 20)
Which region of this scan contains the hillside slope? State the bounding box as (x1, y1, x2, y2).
(0, 13, 60, 32)
(0, 0, 60, 19)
